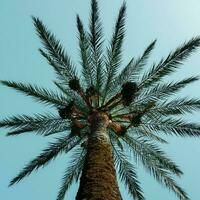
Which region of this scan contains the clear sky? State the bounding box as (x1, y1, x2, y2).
(1, 0, 200, 199)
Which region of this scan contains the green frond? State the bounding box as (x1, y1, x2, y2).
(0, 80, 68, 107)
(114, 58, 134, 86)
(148, 98, 200, 116)
(122, 135, 189, 199)
(150, 168, 189, 200)
(130, 40, 156, 81)
(54, 81, 73, 97)
(102, 3, 126, 103)
(148, 76, 198, 97)
(0, 113, 70, 136)
(144, 118, 200, 137)
(111, 138, 144, 200)
(32, 17, 77, 80)
(56, 147, 86, 200)
(122, 134, 183, 176)
(54, 81, 87, 111)
(77, 15, 94, 86)
(136, 126, 168, 144)
(7, 127, 34, 136)
(9, 135, 81, 186)
(139, 37, 200, 89)
(9, 119, 70, 136)
(136, 76, 199, 104)
(89, 0, 104, 94)
(110, 40, 156, 96)
(109, 130, 124, 151)
(121, 40, 156, 83)
(131, 76, 199, 109)
(39, 49, 71, 84)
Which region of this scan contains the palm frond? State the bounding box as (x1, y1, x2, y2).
(122, 135, 189, 199)
(54, 81, 74, 97)
(136, 126, 168, 144)
(54, 81, 88, 112)
(131, 40, 157, 81)
(150, 168, 189, 200)
(89, 0, 104, 93)
(102, 3, 126, 103)
(6, 128, 33, 135)
(118, 40, 157, 84)
(32, 17, 77, 80)
(9, 135, 81, 186)
(10, 118, 69, 136)
(39, 49, 72, 84)
(109, 40, 156, 97)
(111, 138, 144, 200)
(122, 134, 183, 176)
(109, 129, 124, 151)
(135, 76, 199, 105)
(144, 118, 200, 137)
(139, 37, 200, 89)
(148, 98, 200, 116)
(56, 147, 86, 200)
(77, 15, 94, 86)
(114, 58, 134, 86)
(0, 113, 70, 136)
(0, 80, 68, 107)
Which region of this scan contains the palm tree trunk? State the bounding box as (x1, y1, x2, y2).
(76, 112, 122, 200)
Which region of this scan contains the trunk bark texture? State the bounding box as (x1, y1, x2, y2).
(76, 112, 122, 200)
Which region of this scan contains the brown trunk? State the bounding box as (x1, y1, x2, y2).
(76, 112, 122, 200)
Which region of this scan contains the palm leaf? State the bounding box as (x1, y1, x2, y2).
(39, 49, 72, 84)
(89, 0, 104, 94)
(111, 138, 144, 200)
(139, 37, 200, 89)
(102, 3, 126, 103)
(148, 98, 200, 116)
(122, 134, 183, 176)
(149, 168, 189, 200)
(0, 80, 68, 107)
(136, 126, 168, 144)
(132, 76, 199, 106)
(56, 147, 86, 200)
(114, 58, 134, 86)
(122, 135, 189, 199)
(118, 40, 156, 84)
(10, 119, 69, 136)
(141, 76, 198, 99)
(0, 113, 70, 136)
(9, 135, 81, 186)
(77, 15, 94, 86)
(144, 118, 200, 137)
(32, 17, 77, 80)
(54, 81, 74, 97)
(54, 81, 88, 112)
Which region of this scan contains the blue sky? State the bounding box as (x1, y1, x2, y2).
(1, 0, 200, 199)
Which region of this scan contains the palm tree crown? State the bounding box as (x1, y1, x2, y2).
(1, 0, 200, 200)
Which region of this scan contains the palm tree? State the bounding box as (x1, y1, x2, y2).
(1, 0, 200, 199)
